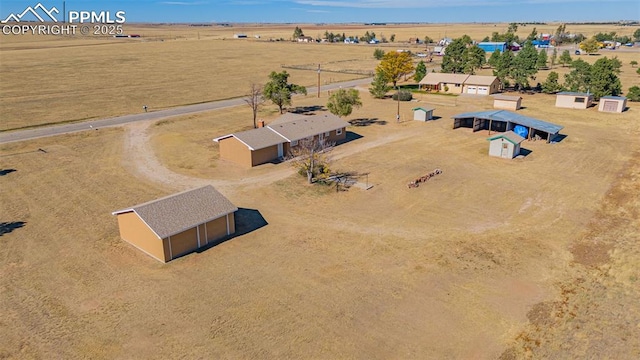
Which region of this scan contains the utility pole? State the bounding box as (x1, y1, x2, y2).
(317, 64, 321, 98)
(396, 85, 400, 122)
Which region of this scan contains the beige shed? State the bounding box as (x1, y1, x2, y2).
(412, 106, 435, 121)
(598, 96, 627, 113)
(555, 92, 593, 109)
(493, 95, 522, 111)
(112, 185, 237, 263)
(487, 131, 525, 159)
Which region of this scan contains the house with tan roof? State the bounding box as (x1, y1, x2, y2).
(112, 185, 238, 263)
(214, 113, 349, 167)
(419, 73, 500, 95)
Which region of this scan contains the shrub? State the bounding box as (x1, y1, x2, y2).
(627, 86, 640, 102)
(392, 90, 413, 101)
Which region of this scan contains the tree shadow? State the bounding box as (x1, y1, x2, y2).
(0, 169, 17, 176)
(0, 221, 26, 236)
(349, 118, 387, 126)
(289, 105, 326, 114)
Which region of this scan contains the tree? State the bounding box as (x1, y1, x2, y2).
(414, 60, 427, 82)
(293, 26, 304, 39)
(564, 59, 591, 92)
(424, 35, 433, 44)
(527, 27, 538, 41)
(289, 137, 334, 184)
(441, 36, 470, 73)
(373, 48, 385, 60)
(537, 49, 548, 69)
(550, 48, 558, 68)
(589, 57, 622, 99)
(580, 37, 600, 54)
(541, 71, 562, 93)
(390, 34, 395, 42)
(510, 41, 539, 89)
(376, 51, 414, 87)
(637, 68, 640, 76)
(263, 71, 307, 114)
(630, 60, 638, 68)
(488, 49, 501, 68)
(634, 28, 640, 42)
(627, 86, 640, 102)
(559, 50, 572, 67)
(554, 24, 567, 45)
(508, 22, 518, 34)
(244, 83, 264, 128)
(369, 70, 391, 98)
(463, 45, 486, 74)
(493, 49, 514, 85)
(327, 88, 362, 118)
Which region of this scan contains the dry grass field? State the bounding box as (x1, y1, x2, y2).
(1, 23, 640, 359)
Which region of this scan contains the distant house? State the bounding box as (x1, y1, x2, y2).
(297, 36, 314, 43)
(369, 38, 380, 44)
(477, 42, 507, 52)
(438, 37, 453, 46)
(598, 96, 627, 113)
(487, 131, 524, 159)
(555, 92, 594, 109)
(493, 95, 522, 111)
(344, 37, 358, 44)
(214, 113, 349, 167)
(112, 186, 237, 263)
(509, 42, 521, 51)
(233, 34, 247, 39)
(412, 106, 436, 121)
(419, 73, 499, 95)
(532, 39, 550, 48)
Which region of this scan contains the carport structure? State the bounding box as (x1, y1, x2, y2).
(452, 110, 563, 143)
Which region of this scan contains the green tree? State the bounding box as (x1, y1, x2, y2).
(541, 71, 562, 93)
(589, 57, 622, 99)
(508, 22, 518, 34)
(369, 70, 391, 98)
(414, 60, 427, 82)
(527, 27, 538, 41)
(293, 26, 304, 39)
(488, 49, 501, 68)
(463, 45, 486, 74)
(373, 48, 385, 60)
(581, 37, 600, 54)
(327, 88, 362, 118)
(263, 71, 307, 114)
(390, 34, 395, 42)
(564, 59, 591, 92)
(493, 49, 514, 85)
(630, 60, 638, 68)
(634, 28, 640, 42)
(637, 68, 640, 75)
(441, 36, 471, 73)
(627, 86, 640, 101)
(559, 50, 572, 67)
(510, 41, 539, 89)
(550, 48, 558, 68)
(554, 24, 567, 45)
(537, 49, 548, 69)
(376, 51, 414, 87)
(424, 35, 433, 44)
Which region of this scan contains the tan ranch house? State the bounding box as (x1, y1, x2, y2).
(419, 73, 500, 95)
(214, 113, 349, 168)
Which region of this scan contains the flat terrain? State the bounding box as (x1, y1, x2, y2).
(1, 23, 640, 359)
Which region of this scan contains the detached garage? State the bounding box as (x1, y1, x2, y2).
(598, 96, 627, 113)
(112, 185, 237, 263)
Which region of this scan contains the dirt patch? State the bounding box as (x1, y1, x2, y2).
(570, 241, 613, 268)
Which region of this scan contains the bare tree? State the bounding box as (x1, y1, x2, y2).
(245, 83, 264, 128)
(288, 136, 334, 184)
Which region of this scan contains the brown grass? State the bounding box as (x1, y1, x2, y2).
(1, 23, 639, 359)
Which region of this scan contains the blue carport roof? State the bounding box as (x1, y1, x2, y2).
(452, 110, 563, 134)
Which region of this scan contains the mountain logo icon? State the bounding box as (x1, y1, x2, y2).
(1, 3, 59, 23)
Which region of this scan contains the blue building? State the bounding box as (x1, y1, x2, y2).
(477, 42, 507, 52)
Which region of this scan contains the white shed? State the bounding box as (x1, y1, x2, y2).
(487, 131, 524, 159)
(412, 106, 435, 121)
(493, 95, 522, 111)
(598, 96, 627, 113)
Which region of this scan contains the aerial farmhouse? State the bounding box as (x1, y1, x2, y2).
(493, 95, 523, 111)
(214, 113, 349, 167)
(112, 186, 238, 263)
(487, 131, 525, 159)
(555, 92, 594, 109)
(419, 73, 499, 95)
(452, 110, 563, 143)
(598, 96, 627, 113)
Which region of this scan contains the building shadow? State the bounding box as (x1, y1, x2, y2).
(195, 208, 267, 253)
(344, 131, 363, 144)
(519, 148, 533, 157)
(0, 169, 17, 176)
(0, 221, 26, 236)
(290, 105, 326, 114)
(430, 116, 442, 121)
(551, 134, 568, 143)
(349, 118, 387, 126)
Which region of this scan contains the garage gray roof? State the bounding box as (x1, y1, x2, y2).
(452, 110, 564, 134)
(557, 92, 592, 97)
(600, 96, 626, 100)
(268, 113, 349, 142)
(112, 185, 237, 239)
(213, 127, 287, 150)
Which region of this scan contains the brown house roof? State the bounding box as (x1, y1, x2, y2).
(465, 75, 498, 86)
(112, 185, 237, 239)
(214, 127, 287, 150)
(419, 72, 469, 85)
(267, 113, 349, 142)
(268, 112, 309, 125)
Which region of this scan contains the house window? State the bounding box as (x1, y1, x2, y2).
(291, 140, 298, 146)
(324, 132, 330, 137)
(336, 128, 343, 135)
(455, 83, 461, 87)
(574, 97, 585, 103)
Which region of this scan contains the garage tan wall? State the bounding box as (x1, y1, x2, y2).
(168, 227, 198, 259)
(251, 144, 279, 166)
(219, 137, 252, 167)
(494, 100, 521, 111)
(441, 82, 464, 94)
(556, 95, 591, 109)
(116, 211, 167, 262)
(205, 216, 228, 242)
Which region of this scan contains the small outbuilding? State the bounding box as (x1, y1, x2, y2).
(493, 95, 522, 111)
(477, 42, 508, 52)
(598, 96, 627, 113)
(555, 92, 594, 109)
(112, 185, 237, 263)
(487, 131, 524, 159)
(412, 106, 435, 121)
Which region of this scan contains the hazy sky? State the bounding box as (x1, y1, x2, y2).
(1, 0, 639, 23)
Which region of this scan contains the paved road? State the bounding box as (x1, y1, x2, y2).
(0, 77, 372, 145)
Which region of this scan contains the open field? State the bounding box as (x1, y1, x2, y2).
(1, 23, 640, 359)
(1, 22, 638, 131)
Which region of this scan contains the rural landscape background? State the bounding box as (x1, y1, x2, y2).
(1, 20, 639, 359)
